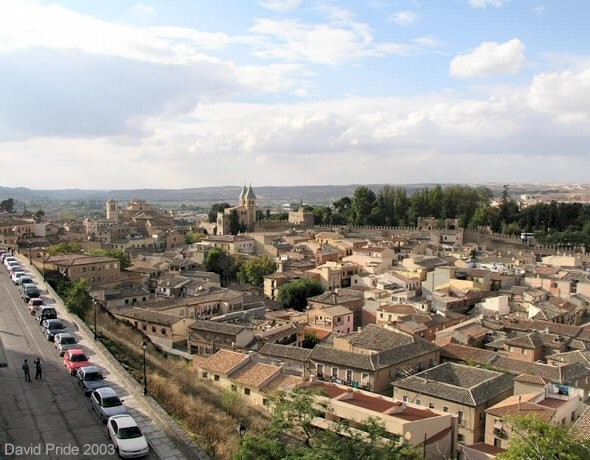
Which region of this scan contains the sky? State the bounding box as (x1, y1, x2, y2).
(1, 0, 589, 189)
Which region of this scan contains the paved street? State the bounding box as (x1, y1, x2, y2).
(0, 259, 160, 460)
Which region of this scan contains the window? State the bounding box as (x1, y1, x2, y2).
(494, 438, 501, 447)
(571, 411, 576, 422)
(415, 399, 421, 406)
(428, 403, 435, 409)
(263, 398, 269, 406)
(443, 406, 449, 413)
(402, 396, 408, 403)
(244, 388, 251, 396)
(151, 326, 156, 333)
(346, 370, 352, 382)
(214, 375, 220, 382)
(231, 385, 237, 392)
(316, 364, 324, 377)
(332, 367, 339, 379)
(458, 411, 464, 426)
(457, 434, 465, 445)
(161, 328, 166, 335)
(201, 372, 208, 378)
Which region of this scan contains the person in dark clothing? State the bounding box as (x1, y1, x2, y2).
(22, 359, 31, 382)
(34, 358, 43, 380)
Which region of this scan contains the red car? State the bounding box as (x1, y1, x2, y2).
(64, 349, 90, 375)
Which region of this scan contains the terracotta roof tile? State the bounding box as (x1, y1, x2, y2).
(194, 350, 249, 375)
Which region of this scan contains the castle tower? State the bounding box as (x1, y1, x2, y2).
(105, 199, 119, 220)
(244, 185, 257, 231)
(239, 185, 247, 207)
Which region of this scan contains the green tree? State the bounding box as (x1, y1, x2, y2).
(208, 202, 231, 223)
(498, 414, 590, 460)
(229, 209, 243, 235)
(0, 198, 15, 213)
(34, 209, 45, 221)
(185, 231, 206, 244)
(47, 242, 83, 256)
(205, 248, 238, 285)
(277, 278, 324, 310)
(350, 186, 377, 226)
(235, 388, 418, 460)
(302, 332, 318, 349)
(64, 278, 93, 317)
(237, 256, 277, 286)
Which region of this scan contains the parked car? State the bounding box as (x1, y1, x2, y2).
(107, 415, 149, 458)
(42, 319, 67, 341)
(35, 306, 57, 324)
(77, 366, 107, 396)
(11, 271, 26, 283)
(28, 298, 44, 315)
(90, 387, 128, 423)
(4, 257, 17, 267)
(8, 263, 22, 273)
(17, 275, 34, 286)
(22, 284, 41, 302)
(54, 333, 78, 356)
(64, 349, 90, 376)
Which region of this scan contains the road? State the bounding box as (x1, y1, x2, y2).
(0, 261, 158, 460)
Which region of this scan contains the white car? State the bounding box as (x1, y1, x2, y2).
(11, 271, 26, 283)
(107, 415, 149, 458)
(90, 387, 128, 422)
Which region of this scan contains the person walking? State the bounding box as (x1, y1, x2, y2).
(22, 359, 31, 382)
(34, 357, 43, 380)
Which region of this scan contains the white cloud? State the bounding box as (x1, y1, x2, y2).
(249, 18, 410, 64)
(529, 67, 590, 122)
(450, 38, 525, 78)
(390, 11, 417, 26)
(258, 0, 302, 12)
(468, 0, 505, 8)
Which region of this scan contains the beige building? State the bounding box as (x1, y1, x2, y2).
(114, 307, 195, 348)
(187, 320, 255, 355)
(200, 234, 256, 254)
(305, 261, 361, 291)
(393, 362, 514, 449)
(305, 381, 457, 459)
(484, 385, 584, 450)
(46, 254, 121, 286)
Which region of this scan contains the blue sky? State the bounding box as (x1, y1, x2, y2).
(0, 0, 589, 188)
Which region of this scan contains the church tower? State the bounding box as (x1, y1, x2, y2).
(239, 185, 247, 207)
(244, 185, 257, 231)
(105, 199, 119, 220)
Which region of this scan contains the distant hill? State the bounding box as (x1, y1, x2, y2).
(0, 183, 584, 206)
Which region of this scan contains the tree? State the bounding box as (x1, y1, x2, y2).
(302, 332, 318, 349)
(34, 209, 45, 221)
(208, 202, 231, 223)
(48, 242, 83, 256)
(205, 248, 238, 285)
(277, 278, 324, 310)
(235, 388, 418, 460)
(498, 414, 590, 460)
(0, 198, 15, 213)
(237, 256, 277, 286)
(229, 209, 242, 235)
(350, 187, 377, 226)
(185, 231, 206, 244)
(64, 278, 92, 317)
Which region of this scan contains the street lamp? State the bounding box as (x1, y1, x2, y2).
(42, 253, 47, 281)
(237, 421, 246, 441)
(92, 298, 99, 341)
(142, 340, 148, 396)
(28, 238, 32, 264)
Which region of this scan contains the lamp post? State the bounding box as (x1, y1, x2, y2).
(28, 238, 32, 264)
(93, 298, 98, 341)
(237, 421, 246, 443)
(142, 340, 148, 396)
(42, 253, 47, 281)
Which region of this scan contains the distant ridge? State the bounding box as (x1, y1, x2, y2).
(0, 184, 582, 205)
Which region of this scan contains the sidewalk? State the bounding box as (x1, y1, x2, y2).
(16, 254, 209, 460)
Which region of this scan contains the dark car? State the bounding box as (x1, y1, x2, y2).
(22, 284, 41, 302)
(36, 306, 57, 324)
(42, 319, 67, 341)
(77, 366, 107, 396)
